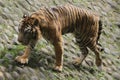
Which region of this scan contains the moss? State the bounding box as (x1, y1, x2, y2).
(0, 45, 24, 67)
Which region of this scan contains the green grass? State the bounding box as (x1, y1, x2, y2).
(0, 45, 25, 67)
(0, 45, 24, 58)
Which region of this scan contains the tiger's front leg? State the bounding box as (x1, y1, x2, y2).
(15, 40, 37, 64)
(15, 46, 31, 64)
(53, 37, 63, 72)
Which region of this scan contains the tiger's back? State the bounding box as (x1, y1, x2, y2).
(50, 4, 100, 49)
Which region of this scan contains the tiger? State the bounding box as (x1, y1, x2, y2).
(15, 4, 103, 72)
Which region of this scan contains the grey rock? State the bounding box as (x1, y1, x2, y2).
(1, 34, 10, 44)
(106, 0, 118, 9)
(4, 53, 13, 60)
(1, 12, 8, 19)
(17, 51, 24, 56)
(39, 58, 48, 67)
(3, 8, 10, 14)
(13, 26, 19, 33)
(0, 59, 4, 64)
(28, 67, 36, 74)
(4, 72, 13, 80)
(15, 67, 24, 74)
(112, 72, 120, 80)
(104, 73, 113, 80)
(7, 19, 14, 27)
(0, 16, 7, 24)
(25, 0, 35, 6)
(12, 71, 19, 79)
(0, 71, 4, 80)
(5, 30, 13, 38)
(12, 34, 19, 45)
(12, 14, 19, 21)
(23, 67, 30, 74)
(13, 20, 19, 26)
(47, 72, 55, 80)
(39, 67, 45, 72)
(0, 66, 6, 72)
(38, 72, 46, 80)
(46, 56, 53, 63)
(6, 44, 14, 50)
(104, 48, 111, 54)
(31, 76, 38, 80)
(18, 0, 30, 10)
(0, 1, 5, 7)
(116, 23, 120, 28)
(20, 74, 29, 80)
(0, 44, 4, 51)
(7, 65, 13, 72)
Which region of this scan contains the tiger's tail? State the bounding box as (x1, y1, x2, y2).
(97, 19, 104, 51)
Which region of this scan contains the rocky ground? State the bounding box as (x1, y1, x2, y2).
(0, 0, 120, 80)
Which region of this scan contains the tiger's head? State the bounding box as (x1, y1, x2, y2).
(18, 14, 41, 45)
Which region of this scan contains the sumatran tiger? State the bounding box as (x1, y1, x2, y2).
(16, 4, 103, 72)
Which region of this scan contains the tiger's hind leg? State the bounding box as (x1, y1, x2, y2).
(88, 44, 102, 69)
(73, 46, 88, 66)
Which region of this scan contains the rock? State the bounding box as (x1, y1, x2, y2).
(104, 73, 113, 80)
(0, 66, 6, 72)
(1, 13, 8, 19)
(5, 30, 13, 38)
(13, 26, 19, 33)
(7, 44, 14, 50)
(0, 71, 5, 80)
(46, 71, 55, 80)
(0, 44, 4, 51)
(46, 56, 54, 63)
(12, 71, 19, 79)
(7, 19, 14, 27)
(4, 53, 13, 60)
(39, 59, 48, 67)
(0, 16, 7, 24)
(12, 34, 19, 45)
(104, 48, 111, 54)
(112, 72, 120, 80)
(12, 14, 19, 21)
(23, 67, 30, 74)
(4, 72, 13, 80)
(25, 0, 35, 6)
(31, 76, 38, 80)
(15, 67, 24, 74)
(39, 67, 45, 72)
(0, 59, 4, 64)
(13, 8, 23, 16)
(38, 72, 46, 80)
(13, 21, 19, 26)
(3, 8, 10, 14)
(28, 67, 36, 74)
(116, 23, 120, 28)
(1, 34, 10, 44)
(18, 0, 30, 10)
(0, 1, 5, 7)
(21, 74, 29, 80)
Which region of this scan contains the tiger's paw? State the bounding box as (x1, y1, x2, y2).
(15, 56, 28, 64)
(53, 65, 63, 72)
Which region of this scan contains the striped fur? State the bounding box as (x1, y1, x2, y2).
(16, 4, 103, 71)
